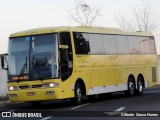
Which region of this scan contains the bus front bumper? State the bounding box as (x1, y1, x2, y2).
(8, 88, 63, 102)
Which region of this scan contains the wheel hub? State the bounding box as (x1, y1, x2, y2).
(138, 82, 142, 92)
(129, 82, 134, 94)
(77, 88, 82, 101)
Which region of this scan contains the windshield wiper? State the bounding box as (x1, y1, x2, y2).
(19, 56, 28, 76)
(14, 57, 28, 82)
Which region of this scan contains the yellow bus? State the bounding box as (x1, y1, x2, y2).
(1, 26, 158, 106)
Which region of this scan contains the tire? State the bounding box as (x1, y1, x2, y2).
(30, 101, 41, 107)
(125, 77, 135, 96)
(136, 77, 144, 95)
(72, 83, 83, 105)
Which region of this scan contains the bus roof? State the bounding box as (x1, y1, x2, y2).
(10, 26, 153, 37)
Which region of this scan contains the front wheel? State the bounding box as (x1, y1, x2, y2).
(71, 83, 82, 105)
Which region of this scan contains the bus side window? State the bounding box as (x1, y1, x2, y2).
(149, 37, 156, 54)
(73, 32, 90, 54)
(140, 37, 151, 54)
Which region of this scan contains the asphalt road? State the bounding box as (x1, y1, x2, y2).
(1, 86, 160, 120)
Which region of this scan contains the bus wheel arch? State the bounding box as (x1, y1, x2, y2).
(125, 75, 136, 96)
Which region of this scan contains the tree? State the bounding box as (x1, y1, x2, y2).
(66, 0, 101, 26)
(115, 13, 135, 31)
(115, 0, 158, 31)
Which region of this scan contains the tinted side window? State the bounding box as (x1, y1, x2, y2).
(88, 34, 105, 54)
(103, 35, 117, 54)
(116, 35, 130, 54)
(140, 37, 151, 54)
(150, 37, 156, 54)
(128, 36, 140, 54)
(73, 32, 90, 54)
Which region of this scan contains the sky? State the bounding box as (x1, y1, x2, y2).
(0, 0, 160, 54)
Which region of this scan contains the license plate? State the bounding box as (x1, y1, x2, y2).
(27, 92, 36, 96)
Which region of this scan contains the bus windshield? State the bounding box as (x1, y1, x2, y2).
(8, 34, 59, 81)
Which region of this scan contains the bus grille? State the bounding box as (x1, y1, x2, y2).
(18, 84, 42, 89)
(19, 85, 29, 89)
(32, 84, 42, 88)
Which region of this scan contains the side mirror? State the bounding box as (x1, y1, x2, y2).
(1, 53, 8, 70)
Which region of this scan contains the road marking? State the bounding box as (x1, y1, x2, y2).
(40, 116, 52, 120)
(115, 107, 125, 112)
(105, 107, 125, 116)
(8, 110, 15, 112)
(104, 112, 121, 116)
(70, 103, 90, 110)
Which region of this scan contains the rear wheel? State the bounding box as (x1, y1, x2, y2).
(136, 77, 144, 95)
(125, 77, 135, 96)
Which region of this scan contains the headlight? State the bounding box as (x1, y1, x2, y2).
(49, 83, 55, 87)
(8, 86, 18, 91)
(43, 82, 59, 88)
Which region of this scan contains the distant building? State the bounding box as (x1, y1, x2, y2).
(158, 55, 160, 84)
(0, 57, 7, 97)
(158, 55, 160, 83)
